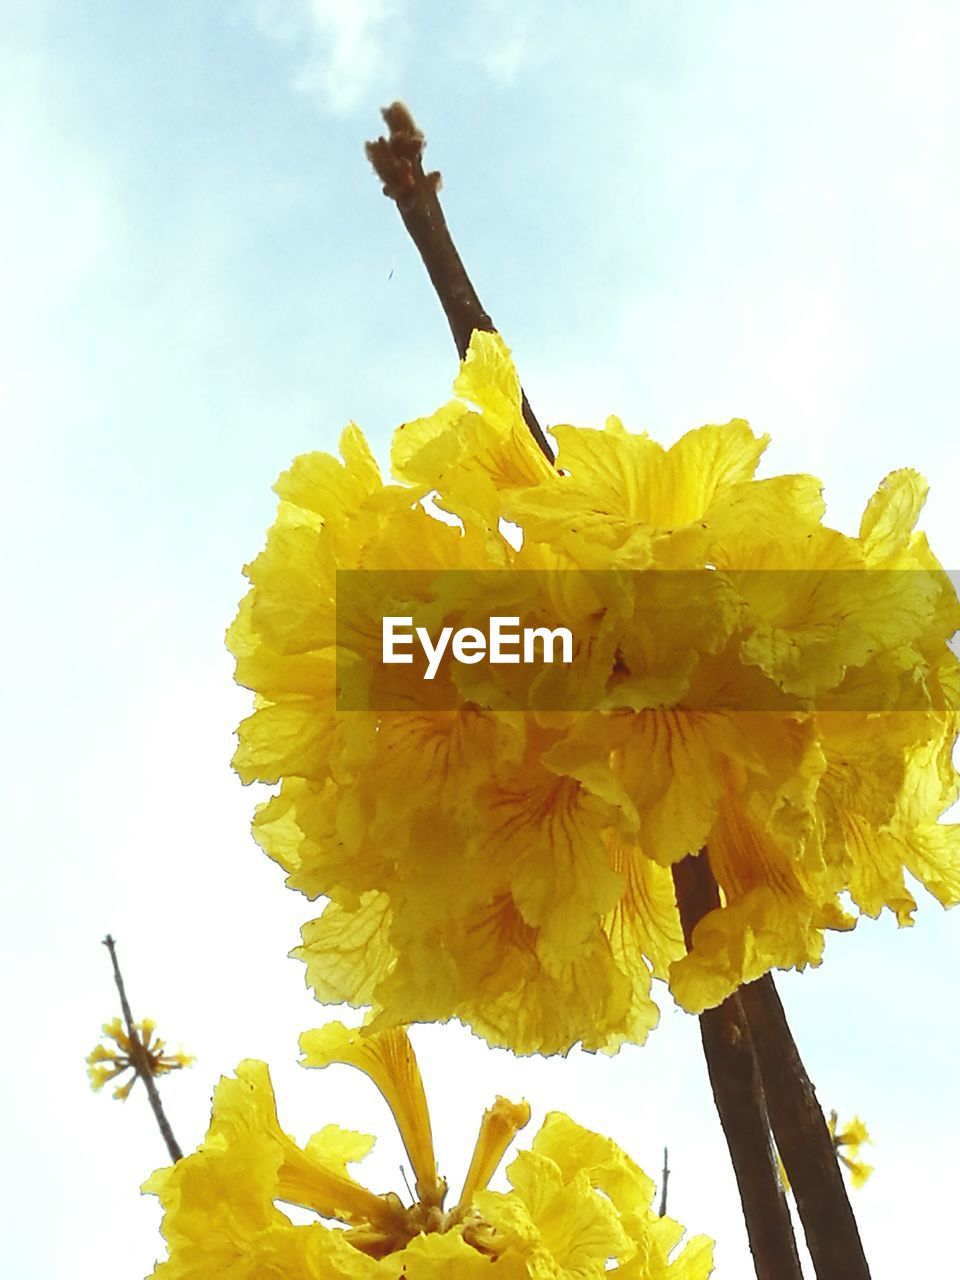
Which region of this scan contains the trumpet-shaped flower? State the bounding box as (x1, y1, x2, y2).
(145, 1022, 713, 1278)
(87, 1017, 193, 1101)
(229, 330, 960, 1053)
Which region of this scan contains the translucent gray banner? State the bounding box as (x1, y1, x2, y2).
(334, 568, 960, 712)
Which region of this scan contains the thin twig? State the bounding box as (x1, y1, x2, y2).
(739, 976, 871, 1279)
(102, 935, 183, 1163)
(658, 1146, 670, 1217)
(366, 103, 554, 462)
(672, 856, 803, 1280)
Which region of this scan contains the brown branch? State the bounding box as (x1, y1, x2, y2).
(658, 1146, 670, 1217)
(362, 108, 824, 1278)
(366, 103, 554, 463)
(102, 934, 183, 1163)
(672, 855, 803, 1280)
(739, 976, 871, 1279)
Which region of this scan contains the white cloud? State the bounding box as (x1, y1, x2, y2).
(252, 0, 407, 114)
(459, 0, 550, 85)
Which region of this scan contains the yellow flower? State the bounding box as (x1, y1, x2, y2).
(145, 1020, 713, 1278)
(777, 1110, 874, 1193)
(229, 330, 960, 1053)
(87, 1017, 193, 1101)
(829, 1111, 874, 1189)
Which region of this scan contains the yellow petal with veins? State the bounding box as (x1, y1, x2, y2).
(300, 1023, 443, 1208)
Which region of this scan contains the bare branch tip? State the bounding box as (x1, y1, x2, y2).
(366, 102, 438, 208)
(381, 101, 422, 141)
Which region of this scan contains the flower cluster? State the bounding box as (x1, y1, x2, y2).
(146, 1020, 712, 1278)
(87, 1018, 193, 1101)
(229, 332, 960, 1055)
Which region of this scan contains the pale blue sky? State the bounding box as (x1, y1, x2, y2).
(3, 3, 959, 1277)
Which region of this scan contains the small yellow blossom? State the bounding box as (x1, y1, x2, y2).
(777, 1110, 873, 1192)
(87, 1017, 193, 1101)
(229, 330, 960, 1054)
(145, 1021, 713, 1277)
(829, 1111, 874, 1189)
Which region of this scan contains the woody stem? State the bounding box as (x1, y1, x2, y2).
(739, 976, 871, 1279)
(672, 855, 803, 1280)
(658, 1146, 670, 1217)
(365, 101, 816, 1280)
(103, 934, 183, 1162)
(365, 102, 553, 462)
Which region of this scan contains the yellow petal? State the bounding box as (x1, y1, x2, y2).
(295, 891, 396, 1006)
(455, 1096, 532, 1214)
(859, 468, 928, 562)
(299, 1023, 442, 1208)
